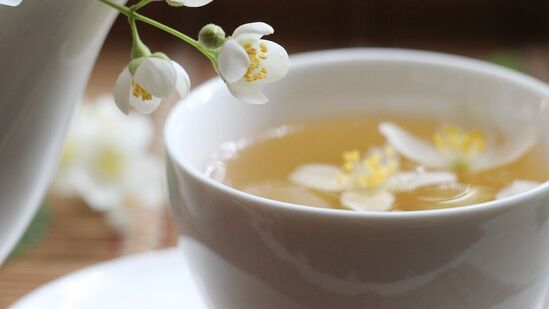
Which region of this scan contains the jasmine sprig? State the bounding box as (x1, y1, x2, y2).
(98, 0, 290, 114)
(105, 0, 190, 114)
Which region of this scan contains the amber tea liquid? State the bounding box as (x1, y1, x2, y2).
(206, 116, 547, 211)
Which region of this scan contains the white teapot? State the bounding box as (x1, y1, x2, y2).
(0, 0, 124, 263)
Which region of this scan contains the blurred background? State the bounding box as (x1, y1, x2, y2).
(2, 0, 549, 306)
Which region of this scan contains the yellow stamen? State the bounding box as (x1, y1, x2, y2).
(433, 124, 486, 157)
(96, 148, 122, 179)
(132, 80, 153, 101)
(384, 145, 395, 157)
(340, 147, 399, 189)
(60, 141, 76, 169)
(342, 150, 360, 172)
(243, 41, 269, 82)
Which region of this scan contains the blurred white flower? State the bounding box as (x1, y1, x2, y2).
(155, 0, 212, 7)
(114, 55, 190, 115)
(217, 22, 290, 104)
(52, 96, 165, 216)
(0, 0, 22, 6)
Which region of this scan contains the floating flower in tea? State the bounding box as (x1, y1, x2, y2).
(290, 146, 457, 211)
(378, 122, 542, 203)
(496, 180, 541, 200)
(379, 122, 537, 173)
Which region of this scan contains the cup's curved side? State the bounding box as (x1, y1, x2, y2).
(168, 156, 549, 308)
(165, 49, 549, 308)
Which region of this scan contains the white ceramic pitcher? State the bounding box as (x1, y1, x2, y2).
(0, 0, 123, 263)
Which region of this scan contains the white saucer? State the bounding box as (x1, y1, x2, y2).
(10, 248, 208, 309)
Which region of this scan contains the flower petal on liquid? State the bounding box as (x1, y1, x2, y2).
(496, 180, 541, 200)
(386, 171, 457, 192)
(226, 80, 268, 104)
(290, 164, 348, 192)
(233, 22, 274, 41)
(472, 127, 537, 171)
(218, 39, 250, 83)
(134, 57, 177, 98)
(340, 189, 395, 212)
(379, 122, 448, 168)
(113, 67, 132, 115)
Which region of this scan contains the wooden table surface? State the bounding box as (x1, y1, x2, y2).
(0, 35, 548, 307)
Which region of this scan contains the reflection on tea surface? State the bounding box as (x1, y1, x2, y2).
(206, 116, 546, 211)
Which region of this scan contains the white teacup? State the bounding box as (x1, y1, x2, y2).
(165, 49, 549, 309)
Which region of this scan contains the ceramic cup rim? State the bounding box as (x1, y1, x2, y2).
(165, 48, 549, 220)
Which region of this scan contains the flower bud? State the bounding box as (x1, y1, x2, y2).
(198, 24, 226, 49)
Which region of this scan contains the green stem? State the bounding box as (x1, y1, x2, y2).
(98, 0, 217, 65)
(129, 16, 151, 59)
(134, 12, 216, 61)
(129, 17, 139, 41)
(98, 0, 130, 14)
(131, 0, 152, 11)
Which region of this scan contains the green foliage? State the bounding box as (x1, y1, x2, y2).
(487, 52, 523, 72)
(9, 203, 51, 258)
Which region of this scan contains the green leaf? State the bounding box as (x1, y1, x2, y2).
(9, 202, 51, 258)
(487, 52, 523, 72)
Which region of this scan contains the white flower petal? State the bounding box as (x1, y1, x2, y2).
(72, 172, 124, 211)
(113, 67, 132, 115)
(341, 189, 395, 212)
(226, 80, 268, 104)
(496, 180, 541, 200)
(134, 57, 177, 98)
(379, 122, 447, 168)
(256, 40, 290, 83)
(129, 92, 162, 114)
(105, 207, 132, 233)
(472, 127, 537, 171)
(105, 97, 153, 150)
(232, 22, 274, 40)
(386, 171, 457, 192)
(177, 0, 212, 7)
(171, 60, 191, 99)
(290, 164, 347, 192)
(125, 154, 166, 209)
(73, 97, 154, 151)
(218, 39, 250, 83)
(52, 96, 164, 215)
(0, 0, 22, 6)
